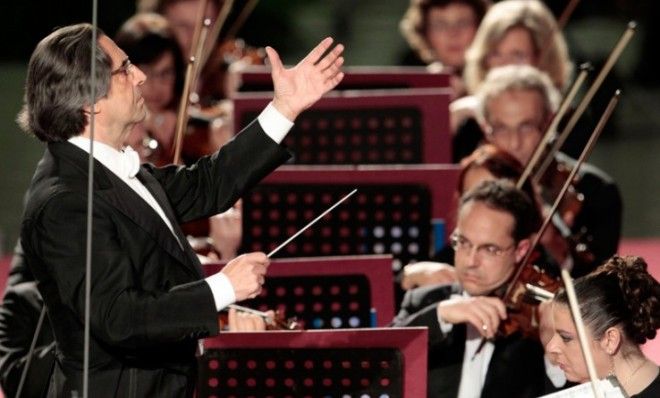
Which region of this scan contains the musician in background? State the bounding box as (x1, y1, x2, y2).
(545, 255, 659, 397)
(399, 0, 490, 99)
(476, 64, 622, 277)
(115, 12, 184, 165)
(392, 179, 550, 397)
(450, 0, 573, 160)
(137, 0, 223, 62)
(138, 0, 254, 102)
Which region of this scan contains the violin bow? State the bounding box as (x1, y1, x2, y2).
(537, 0, 581, 69)
(225, 304, 299, 330)
(517, 63, 591, 190)
(532, 22, 636, 186)
(560, 270, 605, 398)
(557, 0, 582, 31)
(199, 0, 236, 71)
(224, 0, 260, 43)
(504, 90, 620, 304)
(172, 0, 237, 164)
(172, 18, 211, 165)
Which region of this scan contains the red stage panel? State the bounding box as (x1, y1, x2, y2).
(204, 255, 395, 328)
(199, 327, 428, 397)
(235, 65, 450, 92)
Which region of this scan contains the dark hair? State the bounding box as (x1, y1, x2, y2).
(555, 255, 660, 345)
(459, 179, 541, 242)
(458, 144, 536, 201)
(115, 13, 184, 107)
(137, 0, 223, 14)
(419, 0, 489, 33)
(401, 0, 491, 64)
(17, 23, 112, 142)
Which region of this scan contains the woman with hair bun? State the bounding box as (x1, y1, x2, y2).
(546, 255, 660, 397)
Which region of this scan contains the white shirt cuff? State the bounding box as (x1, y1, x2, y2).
(205, 272, 236, 311)
(257, 101, 294, 144)
(437, 301, 455, 334)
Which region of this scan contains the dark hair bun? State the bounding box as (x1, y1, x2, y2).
(599, 256, 660, 344)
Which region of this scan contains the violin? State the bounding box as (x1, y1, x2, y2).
(538, 157, 584, 229)
(218, 304, 302, 331)
(170, 0, 264, 164)
(493, 91, 620, 341)
(193, 39, 266, 105)
(179, 100, 234, 164)
(498, 262, 561, 338)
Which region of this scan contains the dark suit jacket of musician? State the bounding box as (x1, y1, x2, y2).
(555, 152, 622, 277)
(391, 284, 548, 398)
(19, 121, 290, 397)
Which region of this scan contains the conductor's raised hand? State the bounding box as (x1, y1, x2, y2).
(221, 252, 269, 301)
(266, 37, 345, 121)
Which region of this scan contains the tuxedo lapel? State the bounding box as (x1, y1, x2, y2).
(136, 168, 205, 277)
(97, 178, 194, 274)
(49, 142, 201, 278)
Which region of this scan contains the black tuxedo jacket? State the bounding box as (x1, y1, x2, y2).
(391, 284, 547, 398)
(19, 121, 290, 397)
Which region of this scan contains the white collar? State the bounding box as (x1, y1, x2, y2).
(68, 136, 140, 179)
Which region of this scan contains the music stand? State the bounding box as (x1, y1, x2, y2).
(198, 327, 428, 397)
(235, 65, 450, 92)
(242, 165, 460, 272)
(233, 88, 452, 164)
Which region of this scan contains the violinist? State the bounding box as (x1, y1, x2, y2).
(545, 255, 660, 397)
(16, 22, 344, 397)
(400, 144, 553, 290)
(392, 179, 551, 398)
(476, 64, 622, 277)
(138, 0, 222, 62)
(115, 12, 184, 165)
(138, 0, 255, 102)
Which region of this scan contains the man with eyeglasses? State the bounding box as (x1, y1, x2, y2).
(392, 179, 550, 398)
(12, 23, 343, 397)
(476, 64, 622, 278)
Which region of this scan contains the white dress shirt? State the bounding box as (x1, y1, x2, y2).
(437, 292, 495, 398)
(69, 102, 293, 312)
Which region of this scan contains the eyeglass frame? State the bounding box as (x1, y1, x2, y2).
(110, 58, 134, 77)
(449, 231, 517, 258)
(484, 119, 544, 140)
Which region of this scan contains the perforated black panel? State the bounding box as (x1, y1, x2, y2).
(241, 184, 432, 273)
(240, 274, 372, 330)
(240, 108, 423, 164)
(198, 347, 404, 398)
